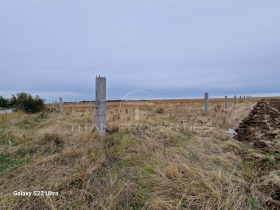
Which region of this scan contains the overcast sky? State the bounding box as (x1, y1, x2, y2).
(0, 1, 279, 102)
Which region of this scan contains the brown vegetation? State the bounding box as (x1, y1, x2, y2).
(1, 97, 278, 209)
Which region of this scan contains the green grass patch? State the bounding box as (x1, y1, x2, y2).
(144, 164, 155, 175)
(169, 132, 194, 145)
(239, 144, 253, 154)
(263, 155, 275, 163)
(182, 131, 194, 140)
(242, 160, 259, 184)
(0, 153, 30, 174)
(188, 150, 197, 163)
(132, 186, 149, 209)
(104, 133, 133, 161)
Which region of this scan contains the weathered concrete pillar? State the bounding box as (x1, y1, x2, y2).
(225, 96, 228, 109)
(59, 98, 63, 112)
(234, 95, 237, 104)
(135, 108, 140, 121)
(239, 96, 242, 102)
(95, 76, 106, 135)
(204, 93, 209, 114)
(54, 101, 57, 110)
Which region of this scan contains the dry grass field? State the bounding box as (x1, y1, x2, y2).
(0, 97, 279, 209)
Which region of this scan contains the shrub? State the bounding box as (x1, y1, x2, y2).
(155, 107, 165, 113)
(0, 96, 10, 108)
(10, 93, 45, 113)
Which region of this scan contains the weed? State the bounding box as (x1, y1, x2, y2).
(239, 144, 253, 154)
(104, 133, 132, 161)
(263, 155, 275, 163)
(242, 160, 258, 184)
(182, 131, 193, 140)
(213, 157, 222, 166)
(189, 150, 197, 163)
(132, 186, 148, 206)
(144, 164, 155, 175)
(155, 108, 164, 113)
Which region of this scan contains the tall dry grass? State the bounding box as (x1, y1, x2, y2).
(0, 98, 269, 209)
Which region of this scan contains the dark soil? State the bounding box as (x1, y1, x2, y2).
(236, 99, 280, 209)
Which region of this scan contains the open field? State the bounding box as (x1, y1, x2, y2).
(0, 97, 279, 209)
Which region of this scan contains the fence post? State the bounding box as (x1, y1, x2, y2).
(204, 93, 208, 114)
(234, 95, 237, 104)
(225, 96, 228, 109)
(95, 76, 106, 135)
(59, 98, 63, 112)
(135, 108, 140, 121)
(239, 95, 242, 102)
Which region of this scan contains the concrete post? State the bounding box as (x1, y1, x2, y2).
(239, 96, 242, 102)
(225, 96, 228, 109)
(135, 108, 140, 121)
(59, 98, 63, 112)
(204, 93, 208, 114)
(95, 76, 106, 135)
(234, 95, 237, 104)
(54, 101, 57, 110)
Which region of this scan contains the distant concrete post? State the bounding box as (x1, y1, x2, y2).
(59, 98, 63, 112)
(204, 93, 209, 114)
(135, 108, 140, 121)
(54, 101, 57, 110)
(95, 76, 106, 135)
(239, 96, 242, 102)
(234, 95, 237, 104)
(225, 96, 228, 109)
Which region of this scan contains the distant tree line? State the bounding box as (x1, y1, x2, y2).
(0, 93, 45, 113)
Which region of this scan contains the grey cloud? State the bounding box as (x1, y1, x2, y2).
(0, 0, 279, 102)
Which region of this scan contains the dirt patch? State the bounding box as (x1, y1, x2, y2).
(236, 99, 280, 209)
(236, 99, 280, 150)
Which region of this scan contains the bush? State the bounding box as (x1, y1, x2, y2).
(10, 93, 45, 113)
(0, 96, 10, 109)
(155, 107, 165, 114)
